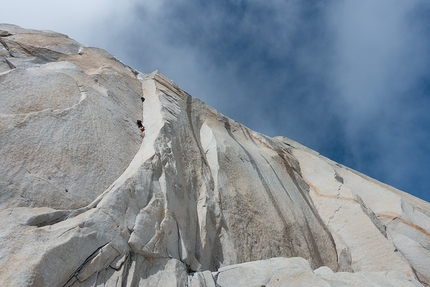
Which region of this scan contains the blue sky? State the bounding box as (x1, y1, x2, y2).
(3, 0, 430, 203)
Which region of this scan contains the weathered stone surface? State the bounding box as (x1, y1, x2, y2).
(0, 24, 429, 287)
(210, 257, 422, 287)
(0, 24, 143, 210)
(289, 142, 430, 284)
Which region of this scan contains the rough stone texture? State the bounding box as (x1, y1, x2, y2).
(210, 257, 422, 287)
(289, 143, 430, 284)
(0, 24, 143, 210)
(0, 24, 429, 287)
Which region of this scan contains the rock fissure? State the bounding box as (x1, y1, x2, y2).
(62, 242, 110, 287)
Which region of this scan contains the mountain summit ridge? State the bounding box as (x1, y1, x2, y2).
(0, 24, 429, 287)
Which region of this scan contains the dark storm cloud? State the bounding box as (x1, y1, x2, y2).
(3, 0, 430, 202)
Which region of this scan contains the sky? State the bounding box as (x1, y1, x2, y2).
(2, 0, 430, 203)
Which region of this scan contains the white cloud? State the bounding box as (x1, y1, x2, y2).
(328, 0, 429, 122)
(1, 0, 137, 46)
(325, 0, 430, 196)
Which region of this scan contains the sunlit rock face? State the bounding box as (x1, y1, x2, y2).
(0, 24, 143, 210)
(0, 24, 429, 287)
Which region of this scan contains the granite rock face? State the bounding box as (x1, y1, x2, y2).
(0, 24, 429, 287)
(0, 24, 143, 210)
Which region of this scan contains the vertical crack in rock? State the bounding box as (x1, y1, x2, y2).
(119, 252, 133, 287)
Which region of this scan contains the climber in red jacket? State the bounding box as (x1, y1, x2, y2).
(136, 120, 145, 132)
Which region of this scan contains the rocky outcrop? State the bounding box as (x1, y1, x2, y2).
(190, 257, 422, 287)
(0, 24, 143, 210)
(0, 24, 429, 287)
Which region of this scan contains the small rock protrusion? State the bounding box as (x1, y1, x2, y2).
(0, 30, 12, 37)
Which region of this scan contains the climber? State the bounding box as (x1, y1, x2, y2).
(141, 97, 145, 102)
(136, 120, 145, 132)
